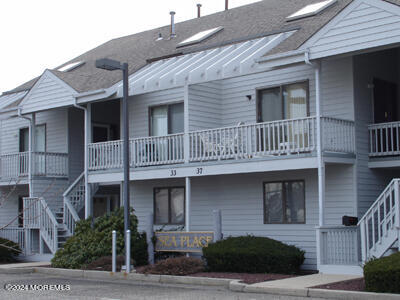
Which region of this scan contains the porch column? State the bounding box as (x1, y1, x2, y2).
(85, 104, 92, 219)
(315, 61, 326, 268)
(184, 84, 190, 163)
(28, 113, 36, 197)
(185, 177, 191, 232)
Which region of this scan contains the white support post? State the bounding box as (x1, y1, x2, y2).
(84, 104, 92, 219)
(314, 62, 326, 270)
(184, 84, 190, 163)
(185, 177, 191, 232)
(28, 113, 36, 197)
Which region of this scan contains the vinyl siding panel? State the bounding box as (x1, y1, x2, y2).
(308, 0, 400, 59)
(132, 170, 319, 269)
(21, 72, 75, 113)
(0, 108, 68, 155)
(31, 178, 69, 212)
(189, 82, 222, 131)
(0, 185, 29, 226)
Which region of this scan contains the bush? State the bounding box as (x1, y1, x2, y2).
(202, 236, 305, 274)
(51, 208, 148, 269)
(0, 237, 21, 263)
(85, 255, 133, 272)
(141, 257, 205, 275)
(364, 252, 400, 293)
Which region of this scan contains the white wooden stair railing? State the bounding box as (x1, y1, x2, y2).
(358, 179, 400, 263)
(38, 197, 59, 254)
(63, 173, 85, 235)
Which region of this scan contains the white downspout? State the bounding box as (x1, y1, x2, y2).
(18, 109, 34, 197)
(305, 51, 325, 269)
(73, 101, 91, 219)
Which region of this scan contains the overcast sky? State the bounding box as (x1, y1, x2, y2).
(0, 0, 260, 93)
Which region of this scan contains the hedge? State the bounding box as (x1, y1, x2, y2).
(202, 236, 305, 274)
(0, 237, 21, 263)
(51, 207, 148, 269)
(364, 252, 400, 293)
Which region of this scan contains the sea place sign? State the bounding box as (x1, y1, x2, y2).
(155, 231, 214, 253)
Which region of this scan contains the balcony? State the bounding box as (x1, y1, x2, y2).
(88, 117, 355, 174)
(0, 152, 68, 182)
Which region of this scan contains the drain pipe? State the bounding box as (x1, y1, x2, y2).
(73, 101, 92, 220)
(18, 108, 34, 197)
(305, 50, 325, 268)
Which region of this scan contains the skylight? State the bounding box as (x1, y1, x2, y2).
(178, 27, 224, 47)
(58, 61, 85, 72)
(287, 0, 337, 21)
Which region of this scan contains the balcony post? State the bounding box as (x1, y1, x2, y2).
(84, 104, 92, 219)
(184, 84, 190, 163)
(185, 177, 191, 232)
(29, 113, 36, 197)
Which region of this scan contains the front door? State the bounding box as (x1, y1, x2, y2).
(18, 196, 28, 227)
(374, 78, 398, 124)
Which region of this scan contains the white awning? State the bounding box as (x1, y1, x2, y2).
(115, 30, 296, 97)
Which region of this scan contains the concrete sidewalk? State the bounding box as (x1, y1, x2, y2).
(251, 273, 362, 289)
(0, 261, 50, 269)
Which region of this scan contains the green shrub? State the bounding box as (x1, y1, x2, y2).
(51, 208, 148, 269)
(0, 237, 21, 263)
(141, 257, 205, 275)
(364, 252, 400, 293)
(202, 236, 305, 274)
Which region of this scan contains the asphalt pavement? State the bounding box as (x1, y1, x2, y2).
(0, 272, 324, 300)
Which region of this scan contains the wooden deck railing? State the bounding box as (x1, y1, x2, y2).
(88, 117, 355, 170)
(318, 226, 359, 266)
(23, 198, 40, 229)
(0, 227, 26, 254)
(0, 152, 68, 181)
(369, 121, 400, 157)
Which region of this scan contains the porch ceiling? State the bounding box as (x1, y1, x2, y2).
(114, 30, 296, 97)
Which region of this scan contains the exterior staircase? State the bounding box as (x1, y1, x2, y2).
(358, 179, 400, 263)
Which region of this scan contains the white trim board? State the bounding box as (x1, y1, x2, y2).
(88, 156, 319, 183)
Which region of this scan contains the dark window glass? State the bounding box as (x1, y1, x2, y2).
(154, 187, 185, 225)
(264, 180, 305, 224)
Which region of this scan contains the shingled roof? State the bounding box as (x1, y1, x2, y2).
(6, 0, 358, 94)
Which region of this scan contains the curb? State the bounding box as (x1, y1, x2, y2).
(30, 268, 400, 299)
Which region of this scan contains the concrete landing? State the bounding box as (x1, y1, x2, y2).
(251, 273, 362, 289)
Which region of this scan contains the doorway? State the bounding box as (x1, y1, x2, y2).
(373, 78, 398, 124)
(18, 195, 28, 227)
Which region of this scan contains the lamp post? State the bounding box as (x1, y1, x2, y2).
(95, 58, 131, 272)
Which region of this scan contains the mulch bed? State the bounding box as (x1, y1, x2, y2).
(312, 278, 365, 292)
(190, 272, 296, 284)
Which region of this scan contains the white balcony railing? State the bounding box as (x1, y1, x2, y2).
(369, 121, 400, 157)
(0, 152, 29, 179)
(0, 227, 26, 254)
(318, 226, 359, 266)
(0, 152, 68, 181)
(23, 198, 40, 229)
(88, 117, 355, 171)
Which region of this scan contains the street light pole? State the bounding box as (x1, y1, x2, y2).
(95, 58, 131, 272)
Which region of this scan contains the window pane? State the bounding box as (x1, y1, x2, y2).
(154, 188, 169, 224)
(151, 106, 168, 136)
(169, 103, 184, 134)
(264, 182, 283, 223)
(170, 188, 185, 224)
(283, 83, 307, 119)
(260, 88, 281, 122)
(35, 125, 46, 152)
(285, 181, 305, 223)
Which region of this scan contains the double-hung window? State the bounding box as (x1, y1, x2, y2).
(263, 180, 305, 224)
(257, 82, 309, 122)
(154, 187, 185, 225)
